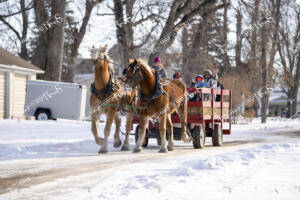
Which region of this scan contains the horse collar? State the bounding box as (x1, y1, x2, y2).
(90, 72, 115, 97)
(140, 71, 163, 104)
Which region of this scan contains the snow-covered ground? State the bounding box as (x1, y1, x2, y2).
(0, 117, 300, 199)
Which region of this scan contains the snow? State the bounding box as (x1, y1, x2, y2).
(0, 118, 137, 161)
(1, 117, 300, 199)
(89, 143, 300, 200)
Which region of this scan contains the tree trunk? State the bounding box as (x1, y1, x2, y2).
(32, 0, 49, 79)
(181, 25, 190, 82)
(291, 52, 300, 117)
(44, 0, 66, 81)
(249, 0, 260, 72)
(113, 0, 129, 69)
(261, 17, 269, 123)
(19, 0, 29, 60)
(235, 6, 242, 71)
(286, 91, 292, 118)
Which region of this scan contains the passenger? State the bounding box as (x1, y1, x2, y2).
(151, 56, 166, 78)
(203, 69, 218, 88)
(190, 77, 196, 88)
(173, 72, 182, 79)
(194, 75, 209, 88)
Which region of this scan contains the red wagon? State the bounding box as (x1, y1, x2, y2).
(132, 87, 232, 148)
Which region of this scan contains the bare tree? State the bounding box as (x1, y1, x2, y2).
(112, 0, 162, 69)
(32, 0, 67, 81)
(0, 0, 33, 59)
(62, 0, 105, 82)
(277, 2, 300, 117)
(148, 0, 227, 66)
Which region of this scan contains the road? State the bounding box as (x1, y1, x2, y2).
(0, 129, 300, 198)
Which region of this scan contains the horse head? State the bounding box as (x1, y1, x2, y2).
(90, 44, 114, 73)
(90, 44, 109, 64)
(124, 58, 145, 88)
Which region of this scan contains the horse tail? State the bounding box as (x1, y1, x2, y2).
(179, 90, 190, 143)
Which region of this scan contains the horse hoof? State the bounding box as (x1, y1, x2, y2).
(98, 148, 108, 154)
(113, 140, 122, 148)
(167, 146, 174, 151)
(159, 148, 168, 153)
(133, 148, 141, 153)
(121, 146, 130, 151)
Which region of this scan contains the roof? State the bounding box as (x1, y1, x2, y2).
(0, 47, 43, 72)
(269, 87, 300, 104)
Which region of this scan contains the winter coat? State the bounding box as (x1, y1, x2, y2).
(151, 65, 166, 78)
(195, 82, 209, 88)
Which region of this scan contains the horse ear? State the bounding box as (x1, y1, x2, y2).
(128, 58, 134, 63)
(104, 44, 108, 50)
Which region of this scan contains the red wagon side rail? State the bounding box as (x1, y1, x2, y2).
(171, 87, 232, 134)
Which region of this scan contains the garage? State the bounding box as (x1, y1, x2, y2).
(0, 71, 6, 118)
(12, 73, 27, 119)
(0, 47, 44, 119)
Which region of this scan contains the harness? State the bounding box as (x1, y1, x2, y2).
(90, 71, 115, 98)
(140, 71, 163, 104)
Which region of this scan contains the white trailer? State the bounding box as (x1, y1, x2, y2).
(24, 80, 87, 120)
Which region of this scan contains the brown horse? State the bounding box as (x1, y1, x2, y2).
(89, 45, 133, 153)
(124, 59, 191, 153)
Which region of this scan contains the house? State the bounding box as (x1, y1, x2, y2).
(0, 48, 44, 119)
(268, 87, 300, 116)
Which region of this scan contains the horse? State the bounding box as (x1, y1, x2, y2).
(89, 44, 134, 153)
(124, 58, 191, 153)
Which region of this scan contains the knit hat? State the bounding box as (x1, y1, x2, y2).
(154, 56, 161, 64)
(195, 75, 204, 81)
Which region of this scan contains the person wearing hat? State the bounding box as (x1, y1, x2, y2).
(204, 67, 224, 101)
(152, 56, 166, 78)
(194, 75, 209, 88)
(204, 68, 218, 88)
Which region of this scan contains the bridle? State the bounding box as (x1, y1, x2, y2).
(124, 63, 143, 88)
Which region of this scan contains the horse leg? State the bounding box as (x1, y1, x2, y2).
(91, 109, 103, 146)
(166, 114, 174, 151)
(179, 98, 191, 143)
(121, 113, 133, 151)
(133, 116, 148, 153)
(159, 113, 168, 153)
(113, 113, 122, 148)
(99, 109, 117, 153)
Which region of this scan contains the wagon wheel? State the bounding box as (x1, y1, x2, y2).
(192, 125, 205, 149)
(135, 125, 149, 148)
(212, 123, 223, 146)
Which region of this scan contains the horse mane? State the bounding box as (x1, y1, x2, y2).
(96, 44, 115, 73)
(105, 54, 115, 74)
(137, 59, 154, 74)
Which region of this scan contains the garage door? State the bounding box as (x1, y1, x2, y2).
(13, 73, 27, 119)
(0, 72, 6, 118)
